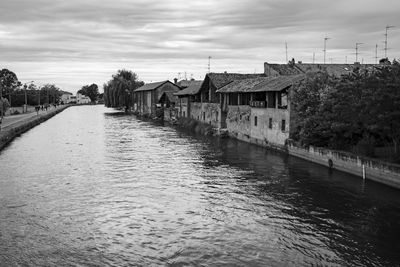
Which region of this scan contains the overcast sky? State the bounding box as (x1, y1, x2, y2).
(1, 0, 399, 93)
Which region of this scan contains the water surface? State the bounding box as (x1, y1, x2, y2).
(0, 105, 399, 266)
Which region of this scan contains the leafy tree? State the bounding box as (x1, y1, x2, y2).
(0, 97, 10, 115)
(78, 83, 99, 102)
(291, 60, 400, 161)
(41, 84, 61, 104)
(290, 71, 336, 147)
(104, 69, 144, 109)
(0, 69, 20, 107)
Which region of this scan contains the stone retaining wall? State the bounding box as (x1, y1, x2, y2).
(0, 106, 71, 151)
(288, 144, 400, 189)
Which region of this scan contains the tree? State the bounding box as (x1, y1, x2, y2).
(104, 69, 144, 109)
(41, 84, 61, 104)
(291, 60, 400, 161)
(290, 71, 336, 147)
(0, 69, 20, 107)
(0, 97, 10, 115)
(78, 83, 99, 102)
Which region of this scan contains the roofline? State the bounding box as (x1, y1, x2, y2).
(134, 80, 180, 92)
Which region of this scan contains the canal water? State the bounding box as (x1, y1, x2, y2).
(0, 105, 400, 266)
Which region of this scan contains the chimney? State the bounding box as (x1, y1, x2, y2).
(173, 78, 178, 84)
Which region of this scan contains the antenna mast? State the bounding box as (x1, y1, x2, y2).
(375, 44, 378, 64)
(323, 37, 330, 64)
(355, 42, 363, 63)
(285, 42, 288, 62)
(384, 25, 395, 59)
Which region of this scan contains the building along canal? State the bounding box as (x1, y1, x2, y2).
(0, 105, 400, 266)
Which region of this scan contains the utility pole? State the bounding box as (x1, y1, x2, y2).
(355, 42, 363, 63)
(0, 83, 3, 122)
(285, 42, 288, 63)
(208, 56, 212, 73)
(24, 81, 34, 113)
(323, 37, 330, 64)
(375, 44, 378, 64)
(38, 86, 41, 106)
(312, 52, 315, 64)
(384, 25, 395, 59)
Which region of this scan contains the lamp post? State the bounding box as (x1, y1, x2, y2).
(0, 83, 3, 127)
(24, 81, 34, 113)
(38, 86, 41, 106)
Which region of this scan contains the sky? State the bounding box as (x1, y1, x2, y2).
(0, 0, 399, 94)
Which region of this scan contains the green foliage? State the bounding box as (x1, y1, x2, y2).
(78, 83, 99, 102)
(0, 69, 20, 99)
(291, 60, 400, 160)
(0, 97, 10, 114)
(104, 69, 144, 108)
(40, 84, 61, 104)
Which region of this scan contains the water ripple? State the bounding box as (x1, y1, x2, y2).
(0, 106, 399, 266)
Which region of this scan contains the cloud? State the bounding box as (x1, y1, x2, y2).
(0, 0, 399, 92)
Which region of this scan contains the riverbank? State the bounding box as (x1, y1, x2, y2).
(165, 116, 400, 189)
(0, 105, 71, 151)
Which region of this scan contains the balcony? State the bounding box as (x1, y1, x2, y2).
(249, 101, 266, 108)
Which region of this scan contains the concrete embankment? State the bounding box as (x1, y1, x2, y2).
(288, 144, 400, 189)
(0, 105, 71, 151)
(170, 116, 400, 189)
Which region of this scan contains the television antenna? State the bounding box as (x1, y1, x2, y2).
(355, 42, 364, 63)
(384, 25, 395, 59)
(323, 37, 330, 64)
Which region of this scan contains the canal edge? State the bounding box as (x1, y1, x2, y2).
(0, 105, 72, 152)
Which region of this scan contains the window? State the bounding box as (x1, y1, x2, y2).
(216, 111, 218, 121)
(183, 111, 186, 117)
(269, 118, 272, 129)
(254, 116, 258, 126)
(281, 119, 286, 132)
(203, 112, 205, 120)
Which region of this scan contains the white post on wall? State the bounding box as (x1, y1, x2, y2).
(362, 164, 366, 179)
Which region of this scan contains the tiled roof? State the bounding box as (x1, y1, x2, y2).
(207, 73, 265, 89)
(217, 75, 305, 93)
(176, 79, 201, 88)
(163, 91, 179, 103)
(135, 80, 169, 92)
(174, 81, 203, 96)
(266, 62, 377, 77)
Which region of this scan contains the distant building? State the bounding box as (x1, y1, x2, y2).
(175, 73, 264, 129)
(133, 80, 181, 117)
(174, 80, 202, 119)
(217, 75, 304, 147)
(60, 93, 90, 104)
(76, 93, 91, 104)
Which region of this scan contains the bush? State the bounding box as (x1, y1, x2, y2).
(352, 135, 376, 157)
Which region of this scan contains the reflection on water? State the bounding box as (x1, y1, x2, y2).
(0, 105, 399, 266)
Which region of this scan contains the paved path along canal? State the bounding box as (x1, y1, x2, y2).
(0, 105, 400, 266)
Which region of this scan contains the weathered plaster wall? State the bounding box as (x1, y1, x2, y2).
(226, 105, 251, 140)
(226, 105, 289, 146)
(251, 107, 289, 146)
(178, 97, 189, 118)
(191, 102, 221, 128)
(164, 107, 178, 121)
(288, 144, 400, 189)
